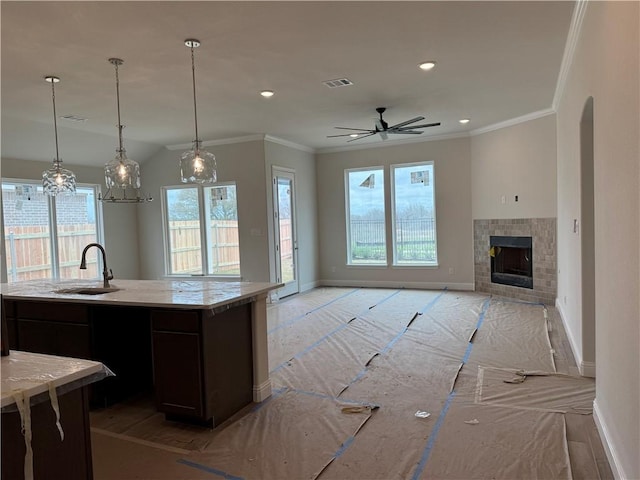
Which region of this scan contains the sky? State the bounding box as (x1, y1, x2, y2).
(347, 164, 435, 218)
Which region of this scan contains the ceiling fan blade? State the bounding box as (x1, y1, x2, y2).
(388, 116, 425, 129)
(347, 132, 376, 142)
(328, 133, 370, 138)
(334, 127, 376, 132)
(397, 122, 441, 129)
(389, 130, 424, 134)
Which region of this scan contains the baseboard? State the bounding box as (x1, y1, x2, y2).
(555, 298, 584, 372)
(253, 380, 272, 403)
(319, 279, 474, 291)
(299, 280, 320, 293)
(593, 399, 629, 479)
(581, 360, 596, 378)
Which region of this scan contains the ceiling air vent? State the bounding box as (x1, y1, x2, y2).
(323, 78, 353, 88)
(60, 114, 87, 122)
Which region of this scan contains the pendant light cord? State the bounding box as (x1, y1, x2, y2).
(50, 80, 60, 163)
(113, 59, 124, 154)
(190, 44, 200, 148)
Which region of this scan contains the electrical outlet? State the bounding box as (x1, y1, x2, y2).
(331, 266, 336, 273)
(448, 267, 454, 275)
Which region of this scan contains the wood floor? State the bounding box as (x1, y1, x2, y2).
(91, 288, 613, 480)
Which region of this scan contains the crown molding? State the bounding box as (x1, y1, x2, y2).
(469, 109, 555, 136)
(552, 0, 589, 110)
(165, 134, 265, 151)
(316, 131, 469, 155)
(264, 135, 315, 153)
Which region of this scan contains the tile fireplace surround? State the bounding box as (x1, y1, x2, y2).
(474, 218, 557, 304)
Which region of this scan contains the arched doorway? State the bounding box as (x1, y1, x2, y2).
(580, 96, 596, 377)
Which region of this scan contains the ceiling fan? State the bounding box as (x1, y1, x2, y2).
(328, 107, 441, 142)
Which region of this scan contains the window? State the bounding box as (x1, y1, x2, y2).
(391, 162, 437, 265)
(162, 183, 240, 276)
(345, 168, 386, 265)
(2, 180, 103, 282)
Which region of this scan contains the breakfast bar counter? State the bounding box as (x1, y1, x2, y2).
(2, 279, 281, 426)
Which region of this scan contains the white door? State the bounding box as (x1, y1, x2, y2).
(273, 168, 299, 298)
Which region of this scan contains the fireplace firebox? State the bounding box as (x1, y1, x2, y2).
(490, 236, 533, 289)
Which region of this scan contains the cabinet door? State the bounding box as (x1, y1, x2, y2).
(152, 330, 203, 417)
(17, 319, 91, 359)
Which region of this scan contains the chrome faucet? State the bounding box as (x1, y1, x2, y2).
(80, 243, 113, 288)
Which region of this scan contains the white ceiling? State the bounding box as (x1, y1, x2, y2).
(1, 1, 575, 167)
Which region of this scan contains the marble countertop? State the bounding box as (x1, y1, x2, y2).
(1, 351, 108, 408)
(1, 279, 281, 309)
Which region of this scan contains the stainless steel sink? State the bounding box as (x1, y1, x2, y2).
(54, 287, 121, 295)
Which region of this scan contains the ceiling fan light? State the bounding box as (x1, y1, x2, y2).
(459, 118, 471, 124)
(349, 133, 359, 138)
(418, 61, 436, 71)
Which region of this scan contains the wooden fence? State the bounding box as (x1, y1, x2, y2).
(5, 225, 98, 282)
(169, 220, 242, 275)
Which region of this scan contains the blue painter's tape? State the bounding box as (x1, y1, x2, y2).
(251, 386, 287, 413)
(268, 288, 360, 334)
(409, 296, 492, 479)
(418, 289, 447, 315)
(333, 435, 355, 459)
(177, 459, 245, 480)
(270, 290, 403, 374)
(411, 391, 457, 480)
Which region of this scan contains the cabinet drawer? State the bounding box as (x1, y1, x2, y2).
(16, 301, 88, 324)
(151, 310, 200, 333)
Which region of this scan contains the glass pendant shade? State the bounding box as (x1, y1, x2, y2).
(105, 149, 141, 189)
(181, 39, 216, 184)
(180, 141, 216, 184)
(42, 75, 76, 196)
(43, 160, 76, 195)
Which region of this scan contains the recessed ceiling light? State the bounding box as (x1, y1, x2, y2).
(459, 118, 471, 124)
(349, 133, 359, 138)
(260, 90, 274, 98)
(418, 61, 436, 71)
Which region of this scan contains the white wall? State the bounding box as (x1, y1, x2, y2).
(470, 114, 557, 220)
(136, 141, 271, 282)
(0, 158, 141, 280)
(264, 140, 319, 292)
(316, 137, 473, 289)
(556, 2, 639, 478)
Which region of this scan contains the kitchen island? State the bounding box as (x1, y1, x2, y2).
(2, 351, 111, 480)
(1, 279, 280, 426)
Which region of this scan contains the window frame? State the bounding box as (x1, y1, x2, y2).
(390, 161, 438, 267)
(344, 166, 387, 266)
(161, 182, 241, 278)
(1, 178, 105, 282)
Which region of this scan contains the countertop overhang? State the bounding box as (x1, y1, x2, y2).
(1, 279, 282, 310)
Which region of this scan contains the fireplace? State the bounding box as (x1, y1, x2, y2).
(490, 236, 533, 289)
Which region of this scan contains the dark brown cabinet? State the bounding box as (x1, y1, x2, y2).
(14, 302, 91, 359)
(2, 386, 93, 480)
(5, 297, 256, 426)
(151, 305, 254, 425)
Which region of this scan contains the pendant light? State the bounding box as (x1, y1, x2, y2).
(42, 76, 76, 196)
(100, 58, 151, 203)
(180, 39, 216, 184)
(104, 58, 141, 190)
